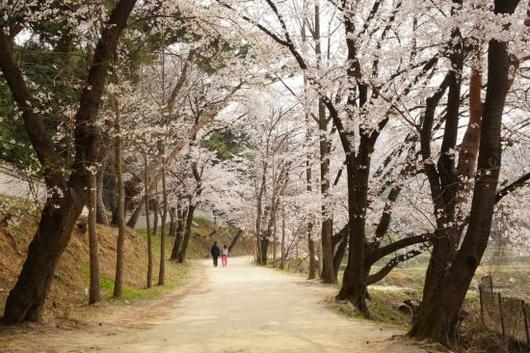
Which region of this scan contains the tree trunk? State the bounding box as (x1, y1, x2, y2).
(107, 162, 119, 226)
(410, 1, 519, 343)
(294, 237, 299, 273)
(313, 1, 335, 285)
(0, 0, 137, 324)
(170, 204, 186, 260)
(336, 158, 369, 317)
(96, 167, 109, 225)
(169, 207, 176, 237)
(457, 46, 482, 182)
(280, 207, 286, 270)
(320, 217, 335, 282)
(305, 153, 316, 279)
(307, 232, 316, 280)
(259, 237, 269, 266)
(3, 192, 85, 323)
(314, 88, 335, 283)
(144, 155, 153, 288)
(152, 197, 159, 236)
(158, 167, 167, 286)
(88, 172, 101, 304)
(228, 230, 242, 253)
(113, 106, 126, 299)
(272, 211, 277, 268)
(333, 235, 347, 278)
(178, 204, 195, 263)
(126, 203, 141, 228)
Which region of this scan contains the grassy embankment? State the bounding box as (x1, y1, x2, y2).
(0, 196, 250, 320)
(337, 252, 530, 352)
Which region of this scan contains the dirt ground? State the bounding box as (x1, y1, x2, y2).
(0, 257, 439, 353)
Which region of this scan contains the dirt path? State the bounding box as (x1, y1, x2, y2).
(1, 257, 435, 353)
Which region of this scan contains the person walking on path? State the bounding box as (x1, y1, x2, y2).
(221, 245, 229, 267)
(211, 242, 221, 267)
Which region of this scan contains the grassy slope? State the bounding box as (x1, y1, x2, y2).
(0, 199, 251, 320)
(369, 250, 530, 299)
(336, 252, 530, 352)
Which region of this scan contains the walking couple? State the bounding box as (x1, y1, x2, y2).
(210, 242, 229, 267)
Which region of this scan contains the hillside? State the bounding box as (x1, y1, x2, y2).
(0, 199, 253, 321)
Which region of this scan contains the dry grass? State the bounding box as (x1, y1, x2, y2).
(1, 199, 247, 321)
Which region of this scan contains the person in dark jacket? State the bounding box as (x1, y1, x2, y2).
(211, 242, 221, 267)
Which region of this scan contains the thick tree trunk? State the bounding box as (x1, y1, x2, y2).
(321, 218, 335, 282)
(3, 192, 84, 323)
(337, 159, 369, 317)
(158, 167, 167, 286)
(0, 0, 137, 324)
(259, 237, 269, 266)
(88, 173, 101, 304)
(113, 111, 126, 299)
(178, 204, 195, 263)
(410, 1, 518, 343)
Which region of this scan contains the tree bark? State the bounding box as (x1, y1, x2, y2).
(336, 139, 373, 318)
(307, 231, 316, 280)
(280, 206, 286, 270)
(96, 167, 109, 225)
(457, 46, 482, 182)
(259, 237, 270, 266)
(2, 193, 85, 323)
(336, 185, 366, 307)
(113, 102, 126, 299)
(410, 0, 520, 344)
(305, 149, 316, 279)
(169, 207, 176, 237)
(0, 0, 137, 324)
(314, 3, 335, 284)
(88, 172, 101, 304)
(228, 230, 242, 253)
(152, 197, 159, 236)
(170, 203, 186, 260)
(144, 155, 153, 288)
(158, 166, 167, 286)
(333, 232, 347, 277)
(272, 210, 277, 268)
(177, 204, 195, 263)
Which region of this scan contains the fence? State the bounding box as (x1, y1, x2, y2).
(479, 276, 530, 344)
(0, 164, 46, 201)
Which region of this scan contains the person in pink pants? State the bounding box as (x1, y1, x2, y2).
(221, 245, 229, 267)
